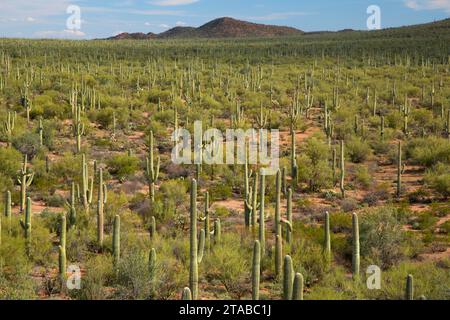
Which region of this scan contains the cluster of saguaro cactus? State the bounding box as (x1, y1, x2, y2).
(274, 170, 292, 276)
(255, 102, 269, 129)
(20, 197, 32, 255)
(18, 155, 34, 213)
(231, 100, 245, 128)
(283, 255, 304, 300)
(97, 168, 108, 247)
(189, 179, 205, 300)
(146, 131, 160, 203)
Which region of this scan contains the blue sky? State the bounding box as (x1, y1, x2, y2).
(0, 0, 449, 39)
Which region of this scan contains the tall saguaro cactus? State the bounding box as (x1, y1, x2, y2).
(4, 190, 11, 234)
(292, 273, 304, 300)
(97, 168, 108, 247)
(20, 197, 32, 255)
(189, 179, 205, 300)
(324, 211, 331, 264)
(252, 240, 261, 300)
(258, 171, 266, 256)
(81, 154, 93, 214)
(283, 255, 294, 300)
(113, 215, 121, 269)
(397, 141, 402, 198)
(146, 131, 160, 203)
(352, 213, 360, 279)
(73, 104, 85, 153)
(286, 187, 293, 244)
(339, 140, 345, 198)
(290, 128, 298, 189)
(3, 111, 16, 146)
(18, 155, 34, 213)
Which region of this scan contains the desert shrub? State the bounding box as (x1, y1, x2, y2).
(424, 163, 450, 198)
(12, 132, 42, 160)
(413, 212, 439, 231)
(210, 183, 233, 200)
(298, 136, 332, 191)
(107, 154, 139, 179)
(70, 254, 114, 300)
(354, 165, 372, 189)
(204, 234, 250, 299)
(362, 183, 391, 206)
(359, 207, 407, 268)
(406, 137, 450, 167)
(366, 260, 450, 300)
(115, 250, 155, 299)
(0, 147, 22, 177)
(340, 198, 359, 213)
(346, 137, 371, 163)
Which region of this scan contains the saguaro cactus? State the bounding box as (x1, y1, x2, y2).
(283, 255, 294, 300)
(352, 213, 360, 279)
(405, 274, 414, 300)
(286, 187, 293, 244)
(202, 192, 211, 250)
(252, 240, 261, 300)
(339, 140, 345, 198)
(275, 234, 283, 277)
(18, 155, 34, 213)
(324, 211, 331, 264)
(150, 216, 157, 239)
(58, 245, 66, 284)
(290, 128, 298, 189)
(81, 154, 93, 213)
(4, 191, 11, 234)
(68, 182, 77, 227)
(292, 273, 304, 300)
(73, 104, 85, 153)
(146, 131, 160, 203)
(397, 141, 402, 198)
(3, 111, 16, 146)
(213, 218, 221, 244)
(258, 171, 266, 256)
(60, 214, 66, 250)
(189, 179, 205, 300)
(182, 287, 192, 300)
(20, 197, 32, 255)
(113, 215, 121, 269)
(97, 168, 107, 247)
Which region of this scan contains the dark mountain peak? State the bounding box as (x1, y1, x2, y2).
(197, 17, 303, 38)
(108, 32, 156, 40)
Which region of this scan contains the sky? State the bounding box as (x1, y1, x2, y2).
(0, 0, 449, 39)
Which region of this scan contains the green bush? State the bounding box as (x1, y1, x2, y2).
(107, 154, 139, 178)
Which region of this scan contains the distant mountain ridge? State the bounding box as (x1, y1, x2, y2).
(106, 17, 450, 40)
(108, 17, 303, 40)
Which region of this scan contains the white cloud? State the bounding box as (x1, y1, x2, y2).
(34, 29, 86, 39)
(404, 0, 450, 12)
(26, 17, 36, 22)
(176, 21, 187, 26)
(159, 24, 170, 29)
(150, 0, 199, 6)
